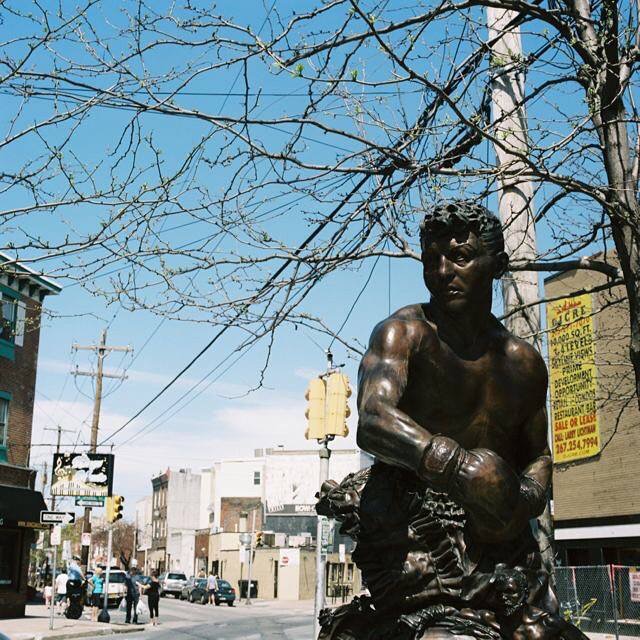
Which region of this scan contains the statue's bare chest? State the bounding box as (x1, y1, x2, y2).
(401, 339, 530, 457)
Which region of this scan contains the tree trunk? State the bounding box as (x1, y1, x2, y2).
(592, 0, 640, 407)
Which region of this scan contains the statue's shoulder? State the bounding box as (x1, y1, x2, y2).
(497, 321, 548, 385)
(367, 304, 435, 354)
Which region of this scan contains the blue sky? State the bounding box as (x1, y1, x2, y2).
(4, 0, 607, 513)
(31, 235, 426, 508)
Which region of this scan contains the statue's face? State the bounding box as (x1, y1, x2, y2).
(497, 576, 527, 615)
(422, 228, 503, 314)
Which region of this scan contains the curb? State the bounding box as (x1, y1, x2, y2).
(18, 624, 147, 640)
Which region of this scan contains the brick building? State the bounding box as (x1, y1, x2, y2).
(545, 255, 640, 564)
(0, 253, 61, 618)
(149, 471, 168, 573)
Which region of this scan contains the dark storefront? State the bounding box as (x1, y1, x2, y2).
(0, 484, 48, 617)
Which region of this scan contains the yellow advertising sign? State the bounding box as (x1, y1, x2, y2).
(547, 293, 600, 463)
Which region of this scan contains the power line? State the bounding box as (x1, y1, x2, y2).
(7, 85, 425, 98)
(329, 250, 383, 351)
(98, 172, 371, 446)
(115, 338, 260, 448)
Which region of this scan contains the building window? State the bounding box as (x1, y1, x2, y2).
(0, 294, 16, 343)
(253, 471, 261, 485)
(0, 290, 19, 361)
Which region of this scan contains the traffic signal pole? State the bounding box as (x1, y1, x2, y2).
(99, 525, 113, 623)
(314, 437, 331, 639)
(305, 349, 350, 638)
(245, 509, 257, 605)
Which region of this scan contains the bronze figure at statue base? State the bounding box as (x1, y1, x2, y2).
(315, 202, 586, 640)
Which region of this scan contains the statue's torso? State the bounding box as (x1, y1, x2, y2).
(397, 304, 543, 471)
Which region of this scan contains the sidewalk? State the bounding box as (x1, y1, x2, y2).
(1, 605, 147, 640)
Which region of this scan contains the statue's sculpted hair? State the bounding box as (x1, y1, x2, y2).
(420, 200, 506, 258)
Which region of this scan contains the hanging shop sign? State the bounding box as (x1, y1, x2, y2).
(51, 453, 114, 497)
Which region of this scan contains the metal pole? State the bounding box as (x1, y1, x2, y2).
(314, 438, 331, 639)
(101, 526, 113, 622)
(611, 565, 620, 640)
(245, 510, 256, 605)
(49, 544, 57, 630)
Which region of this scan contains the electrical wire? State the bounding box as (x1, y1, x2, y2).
(98, 170, 372, 446)
(328, 250, 384, 352)
(114, 337, 260, 449)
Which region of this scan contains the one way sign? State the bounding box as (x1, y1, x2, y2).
(40, 511, 75, 525)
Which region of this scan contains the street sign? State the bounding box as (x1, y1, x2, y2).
(75, 496, 105, 508)
(40, 511, 75, 525)
(51, 525, 61, 545)
(81, 532, 91, 547)
(320, 517, 331, 547)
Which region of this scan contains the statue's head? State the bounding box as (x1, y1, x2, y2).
(419, 201, 508, 314)
(491, 564, 529, 616)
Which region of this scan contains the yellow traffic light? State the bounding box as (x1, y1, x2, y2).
(256, 531, 264, 547)
(106, 495, 124, 524)
(305, 378, 326, 440)
(325, 372, 351, 437)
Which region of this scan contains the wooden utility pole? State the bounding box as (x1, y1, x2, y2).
(43, 425, 74, 512)
(488, 7, 555, 574)
(72, 329, 131, 571)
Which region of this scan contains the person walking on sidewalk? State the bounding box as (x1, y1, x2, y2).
(67, 555, 84, 581)
(124, 567, 142, 624)
(141, 571, 161, 626)
(44, 581, 52, 609)
(89, 567, 104, 622)
(55, 569, 68, 615)
(207, 571, 218, 605)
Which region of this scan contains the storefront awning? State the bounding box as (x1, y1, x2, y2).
(0, 484, 48, 528)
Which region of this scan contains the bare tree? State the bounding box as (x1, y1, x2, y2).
(1, 1, 638, 398)
(92, 520, 135, 569)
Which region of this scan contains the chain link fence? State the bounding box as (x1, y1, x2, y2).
(555, 566, 640, 638)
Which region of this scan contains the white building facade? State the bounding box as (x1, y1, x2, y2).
(166, 468, 202, 573)
(135, 495, 153, 572)
(204, 456, 265, 532)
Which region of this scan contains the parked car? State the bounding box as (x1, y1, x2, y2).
(214, 580, 236, 607)
(159, 572, 187, 598)
(180, 578, 209, 604)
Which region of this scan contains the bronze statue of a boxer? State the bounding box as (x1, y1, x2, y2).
(317, 201, 583, 640)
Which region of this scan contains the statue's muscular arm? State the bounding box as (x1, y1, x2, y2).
(357, 317, 550, 541)
(514, 344, 552, 523)
(356, 315, 433, 473)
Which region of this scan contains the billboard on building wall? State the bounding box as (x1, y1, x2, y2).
(547, 293, 601, 463)
(51, 453, 114, 497)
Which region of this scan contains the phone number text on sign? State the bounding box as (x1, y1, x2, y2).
(547, 293, 601, 463)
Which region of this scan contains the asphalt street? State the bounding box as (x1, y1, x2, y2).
(79, 596, 315, 640)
